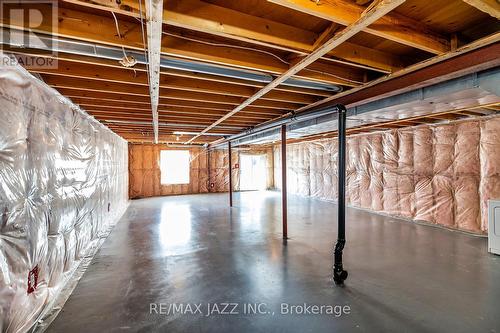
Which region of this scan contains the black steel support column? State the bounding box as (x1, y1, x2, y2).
(228, 141, 233, 207)
(334, 105, 348, 285)
(281, 124, 287, 239)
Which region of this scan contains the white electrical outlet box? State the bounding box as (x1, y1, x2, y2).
(488, 200, 500, 255)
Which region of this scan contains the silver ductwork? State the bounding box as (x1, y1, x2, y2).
(221, 67, 500, 147)
(0, 27, 342, 92)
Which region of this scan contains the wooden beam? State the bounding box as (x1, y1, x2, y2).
(268, 0, 450, 54)
(72, 102, 282, 118)
(1, 3, 363, 86)
(297, 34, 500, 113)
(62, 0, 404, 72)
(7, 47, 335, 97)
(462, 0, 500, 19)
(312, 23, 340, 50)
(163, 0, 402, 72)
(31, 60, 321, 103)
(187, 0, 406, 143)
(41, 75, 307, 109)
(162, 34, 363, 86)
(66, 95, 286, 116)
(54, 87, 301, 110)
(83, 106, 274, 122)
(92, 114, 256, 127)
(119, 133, 218, 144)
(83, 106, 274, 121)
(89, 112, 260, 126)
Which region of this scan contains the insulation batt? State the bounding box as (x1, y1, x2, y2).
(0, 55, 128, 332)
(274, 115, 500, 234)
(479, 117, 500, 230)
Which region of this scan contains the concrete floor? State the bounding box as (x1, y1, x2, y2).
(47, 191, 500, 333)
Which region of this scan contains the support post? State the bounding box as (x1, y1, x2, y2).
(334, 105, 348, 285)
(281, 124, 287, 239)
(228, 141, 233, 207)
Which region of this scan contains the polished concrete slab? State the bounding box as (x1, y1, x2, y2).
(46, 191, 500, 333)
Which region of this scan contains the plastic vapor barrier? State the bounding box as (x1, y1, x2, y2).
(274, 115, 500, 234)
(129, 145, 273, 198)
(0, 54, 128, 332)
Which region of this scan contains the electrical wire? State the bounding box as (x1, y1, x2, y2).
(111, 11, 137, 68)
(132, 15, 364, 84)
(138, 0, 150, 81)
(161, 30, 290, 65)
(160, 31, 363, 85)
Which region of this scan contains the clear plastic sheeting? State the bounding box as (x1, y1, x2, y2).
(0, 54, 128, 333)
(129, 145, 274, 198)
(274, 115, 500, 234)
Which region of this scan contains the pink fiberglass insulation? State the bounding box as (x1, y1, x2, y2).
(398, 129, 415, 218)
(480, 176, 500, 231)
(453, 121, 481, 231)
(413, 126, 433, 177)
(432, 175, 455, 227)
(454, 121, 480, 176)
(433, 124, 455, 176)
(382, 131, 399, 215)
(479, 116, 500, 230)
(370, 133, 385, 211)
(359, 136, 372, 209)
(480, 116, 500, 177)
(276, 114, 500, 234)
(413, 126, 434, 221)
(432, 125, 456, 227)
(346, 137, 360, 206)
(455, 176, 481, 231)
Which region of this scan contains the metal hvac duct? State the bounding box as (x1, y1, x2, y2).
(1, 28, 343, 92)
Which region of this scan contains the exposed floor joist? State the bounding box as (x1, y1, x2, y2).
(1, 3, 364, 86)
(1, 0, 497, 144)
(462, 0, 500, 19)
(267, 0, 450, 54)
(186, 0, 407, 143)
(61, 0, 405, 73)
(5, 48, 336, 97)
(32, 60, 322, 104)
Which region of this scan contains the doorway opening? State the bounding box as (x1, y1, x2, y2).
(239, 154, 267, 191)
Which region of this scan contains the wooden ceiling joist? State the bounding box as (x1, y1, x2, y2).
(83, 106, 274, 122)
(186, 0, 407, 143)
(41, 76, 306, 109)
(62, 0, 405, 73)
(85, 106, 274, 124)
(462, 0, 500, 19)
(65, 96, 287, 117)
(73, 102, 283, 119)
(267, 0, 450, 54)
(6, 48, 338, 97)
(2, 0, 497, 145)
(90, 113, 257, 126)
(2, 3, 364, 86)
(33, 61, 322, 104)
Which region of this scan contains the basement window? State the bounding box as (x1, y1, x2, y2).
(160, 150, 190, 185)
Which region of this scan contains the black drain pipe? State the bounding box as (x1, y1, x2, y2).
(334, 104, 348, 285)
